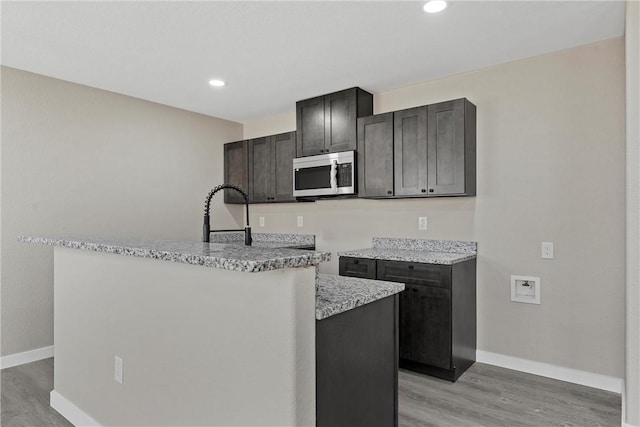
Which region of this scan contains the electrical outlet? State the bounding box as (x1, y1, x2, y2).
(541, 242, 554, 259)
(418, 216, 428, 231)
(297, 216, 304, 227)
(259, 216, 265, 227)
(114, 356, 124, 384)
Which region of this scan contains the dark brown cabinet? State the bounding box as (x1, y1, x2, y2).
(248, 131, 296, 203)
(339, 256, 476, 382)
(427, 99, 476, 196)
(394, 106, 428, 196)
(357, 113, 394, 198)
(296, 87, 373, 157)
(316, 295, 398, 427)
(224, 131, 296, 204)
(338, 256, 377, 279)
(357, 98, 476, 199)
(223, 140, 248, 204)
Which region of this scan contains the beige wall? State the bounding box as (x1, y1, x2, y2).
(0, 67, 243, 356)
(243, 38, 626, 379)
(625, 1, 640, 424)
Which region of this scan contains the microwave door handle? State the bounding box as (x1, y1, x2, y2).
(330, 160, 338, 193)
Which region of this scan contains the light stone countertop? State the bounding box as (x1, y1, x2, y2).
(338, 237, 477, 265)
(209, 232, 315, 249)
(315, 273, 404, 320)
(19, 237, 330, 273)
(337, 248, 476, 265)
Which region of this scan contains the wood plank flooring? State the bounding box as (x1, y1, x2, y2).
(399, 364, 620, 427)
(1, 358, 620, 426)
(1, 358, 71, 426)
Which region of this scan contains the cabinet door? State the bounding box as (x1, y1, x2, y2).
(325, 88, 357, 153)
(358, 113, 394, 198)
(427, 99, 466, 195)
(411, 285, 451, 369)
(223, 140, 248, 204)
(248, 137, 272, 203)
(339, 257, 377, 279)
(399, 284, 412, 360)
(272, 132, 297, 202)
(394, 106, 428, 196)
(377, 260, 449, 289)
(296, 96, 326, 157)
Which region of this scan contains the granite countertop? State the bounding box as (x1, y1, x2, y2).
(208, 232, 315, 249)
(19, 237, 330, 273)
(337, 237, 477, 265)
(315, 273, 404, 320)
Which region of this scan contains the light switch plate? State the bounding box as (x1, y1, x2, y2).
(297, 216, 304, 227)
(259, 216, 265, 227)
(114, 356, 124, 384)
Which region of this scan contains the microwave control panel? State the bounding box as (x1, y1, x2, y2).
(337, 163, 353, 188)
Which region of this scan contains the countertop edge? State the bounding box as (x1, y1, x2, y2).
(19, 236, 331, 273)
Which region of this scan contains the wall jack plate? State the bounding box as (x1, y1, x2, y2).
(510, 275, 540, 304)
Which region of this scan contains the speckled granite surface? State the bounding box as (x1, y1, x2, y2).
(19, 237, 330, 273)
(209, 232, 315, 249)
(372, 237, 476, 254)
(315, 273, 404, 320)
(338, 238, 477, 265)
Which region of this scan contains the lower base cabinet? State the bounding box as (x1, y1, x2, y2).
(340, 256, 476, 382)
(316, 295, 399, 427)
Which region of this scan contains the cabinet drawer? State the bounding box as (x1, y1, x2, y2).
(339, 257, 377, 279)
(377, 260, 450, 289)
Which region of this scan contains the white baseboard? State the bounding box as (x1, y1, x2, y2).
(50, 390, 101, 427)
(476, 350, 623, 393)
(0, 345, 54, 369)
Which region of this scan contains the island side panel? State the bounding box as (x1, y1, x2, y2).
(52, 247, 316, 426)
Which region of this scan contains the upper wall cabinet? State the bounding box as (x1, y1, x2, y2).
(357, 112, 394, 198)
(394, 106, 428, 197)
(296, 87, 373, 157)
(223, 140, 248, 204)
(358, 98, 476, 199)
(248, 131, 297, 203)
(224, 131, 297, 204)
(427, 99, 476, 196)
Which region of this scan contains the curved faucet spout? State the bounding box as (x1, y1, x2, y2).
(203, 184, 251, 245)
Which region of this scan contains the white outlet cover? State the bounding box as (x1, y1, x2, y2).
(297, 216, 303, 227)
(510, 275, 541, 304)
(541, 242, 554, 259)
(418, 216, 428, 231)
(259, 216, 265, 227)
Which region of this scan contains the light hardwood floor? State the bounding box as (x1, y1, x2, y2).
(1, 358, 620, 426)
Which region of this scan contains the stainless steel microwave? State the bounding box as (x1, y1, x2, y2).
(293, 151, 356, 197)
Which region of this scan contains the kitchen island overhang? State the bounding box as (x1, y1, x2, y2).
(21, 237, 330, 426)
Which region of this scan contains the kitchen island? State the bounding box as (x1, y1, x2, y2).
(20, 236, 403, 427)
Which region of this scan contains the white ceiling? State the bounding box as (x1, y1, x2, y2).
(1, 1, 626, 123)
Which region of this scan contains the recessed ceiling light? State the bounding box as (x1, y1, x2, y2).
(423, 0, 447, 13)
(209, 79, 226, 87)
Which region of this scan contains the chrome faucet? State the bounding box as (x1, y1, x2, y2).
(202, 183, 252, 246)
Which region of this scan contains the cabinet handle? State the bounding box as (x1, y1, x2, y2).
(429, 189, 434, 193)
(387, 190, 392, 195)
(353, 260, 359, 265)
(408, 265, 414, 269)
(421, 189, 426, 193)
(412, 288, 418, 293)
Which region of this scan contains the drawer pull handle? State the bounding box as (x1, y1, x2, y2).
(408, 265, 414, 269)
(412, 288, 418, 292)
(353, 260, 359, 264)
